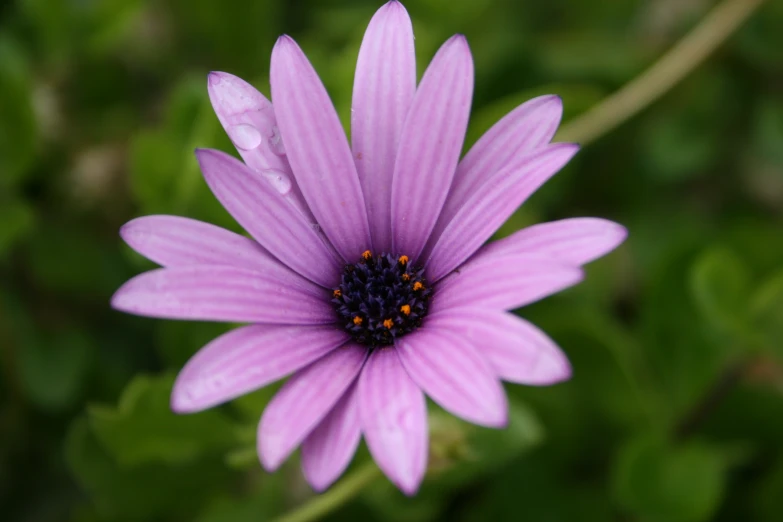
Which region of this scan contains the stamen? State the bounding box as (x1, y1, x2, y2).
(332, 252, 431, 347)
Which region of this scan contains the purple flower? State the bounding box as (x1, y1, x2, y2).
(112, 1, 626, 495)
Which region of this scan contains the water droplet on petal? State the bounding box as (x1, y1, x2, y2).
(269, 125, 286, 156)
(261, 169, 292, 195)
(227, 123, 262, 150)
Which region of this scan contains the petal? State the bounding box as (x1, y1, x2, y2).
(433, 254, 584, 311)
(396, 328, 507, 427)
(121, 215, 291, 274)
(478, 217, 628, 266)
(196, 148, 342, 287)
(270, 36, 371, 261)
(258, 344, 367, 471)
(426, 308, 571, 385)
(425, 144, 579, 281)
(207, 72, 313, 219)
(111, 266, 333, 324)
(391, 35, 474, 261)
(351, 1, 416, 254)
(429, 95, 563, 245)
(301, 383, 362, 491)
(358, 348, 427, 496)
(171, 324, 349, 413)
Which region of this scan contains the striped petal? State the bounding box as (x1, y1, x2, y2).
(425, 144, 579, 281)
(111, 266, 332, 324)
(426, 308, 571, 385)
(352, 1, 416, 253)
(428, 95, 563, 246)
(397, 327, 507, 427)
(171, 324, 349, 413)
(478, 217, 627, 266)
(120, 215, 297, 279)
(391, 35, 474, 261)
(434, 254, 583, 312)
(301, 383, 362, 491)
(258, 344, 367, 471)
(271, 36, 371, 261)
(196, 148, 342, 287)
(359, 347, 427, 496)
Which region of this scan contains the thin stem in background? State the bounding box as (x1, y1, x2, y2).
(557, 0, 767, 146)
(270, 462, 381, 522)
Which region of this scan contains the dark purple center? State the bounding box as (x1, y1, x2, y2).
(332, 252, 431, 348)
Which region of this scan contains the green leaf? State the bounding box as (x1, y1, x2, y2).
(690, 246, 752, 337)
(18, 327, 93, 411)
(0, 199, 35, 258)
(749, 269, 783, 355)
(612, 436, 726, 522)
(0, 37, 38, 185)
(65, 416, 233, 521)
(88, 374, 239, 467)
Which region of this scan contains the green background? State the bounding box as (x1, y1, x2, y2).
(2, 0, 783, 520)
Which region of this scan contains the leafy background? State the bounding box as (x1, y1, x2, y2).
(1, 0, 782, 520)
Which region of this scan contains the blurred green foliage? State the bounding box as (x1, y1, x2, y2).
(1, 0, 782, 520)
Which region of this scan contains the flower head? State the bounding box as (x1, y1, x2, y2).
(112, 1, 626, 495)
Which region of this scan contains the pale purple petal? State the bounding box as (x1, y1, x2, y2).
(425, 144, 579, 281)
(478, 218, 628, 266)
(196, 148, 342, 287)
(207, 72, 313, 218)
(426, 308, 571, 385)
(301, 383, 361, 491)
(258, 344, 367, 471)
(396, 328, 507, 427)
(427, 95, 563, 247)
(391, 35, 474, 261)
(208, 71, 290, 173)
(120, 215, 296, 277)
(270, 36, 371, 261)
(111, 266, 332, 324)
(433, 254, 584, 311)
(358, 348, 427, 496)
(171, 325, 349, 413)
(352, 1, 416, 253)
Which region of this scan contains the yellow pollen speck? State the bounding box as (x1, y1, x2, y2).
(333, 289, 341, 298)
(362, 250, 372, 260)
(401, 274, 410, 282)
(413, 282, 424, 291)
(353, 316, 363, 326)
(398, 255, 409, 265)
(383, 318, 394, 329)
(400, 305, 411, 316)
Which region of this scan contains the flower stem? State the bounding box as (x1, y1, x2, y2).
(271, 462, 381, 522)
(557, 0, 766, 145)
